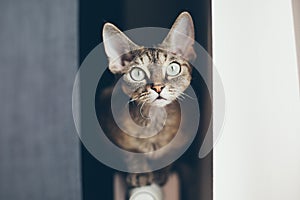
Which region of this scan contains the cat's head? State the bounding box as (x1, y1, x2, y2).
(102, 12, 196, 107)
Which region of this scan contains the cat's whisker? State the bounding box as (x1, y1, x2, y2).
(129, 98, 137, 103)
(177, 95, 185, 101)
(126, 98, 138, 107)
(139, 95, 150, 100)
(139, 100, 151, 120)
(180, 92, 197, 100)
(139, 92, 150, 98)
(176, 92, 185, 98)
(178, 96, 184, 101)
(171, 88, 197, 101)
(128, 93, 150, 106)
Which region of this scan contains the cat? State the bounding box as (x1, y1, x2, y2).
(101, 11, 196, 188)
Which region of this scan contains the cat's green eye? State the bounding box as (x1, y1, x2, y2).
(166, 62, 181, 76)
(130, 68, 145, 81)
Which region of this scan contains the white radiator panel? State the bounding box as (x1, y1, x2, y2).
(212, 0, 300, 200)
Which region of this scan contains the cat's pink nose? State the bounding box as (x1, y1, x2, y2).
(151, 84, 165, 93)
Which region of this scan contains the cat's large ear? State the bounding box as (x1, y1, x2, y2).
(161, 12, 196, 61)
(102, 23, 140, 74)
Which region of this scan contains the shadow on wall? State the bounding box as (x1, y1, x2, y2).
(292, 0, 300, 94)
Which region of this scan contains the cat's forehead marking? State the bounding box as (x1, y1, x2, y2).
(133, 48, 169, 65)
(141, 53, 151, 64)
(158, 50, 168, 63)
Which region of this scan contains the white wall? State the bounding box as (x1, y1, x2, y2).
(213, 0, 300, 200)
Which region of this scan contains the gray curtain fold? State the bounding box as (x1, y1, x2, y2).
(0, 0, 81, 199)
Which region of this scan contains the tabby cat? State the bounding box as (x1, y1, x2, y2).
(101, 12, 196, 187)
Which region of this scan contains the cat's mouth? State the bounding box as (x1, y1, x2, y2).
(151, 95, 171, 107)
(156, 96, 167, 100)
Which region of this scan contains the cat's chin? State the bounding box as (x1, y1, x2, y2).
(151, 99, 172, 107)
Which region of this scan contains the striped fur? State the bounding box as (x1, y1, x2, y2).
(102, 12, 196, 187)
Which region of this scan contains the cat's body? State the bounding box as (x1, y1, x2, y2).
(112, 101, 181, 154)
(101, 12, 196, 187)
